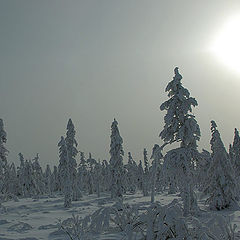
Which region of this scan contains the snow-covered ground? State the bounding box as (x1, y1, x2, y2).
(1, 192, 240, 240)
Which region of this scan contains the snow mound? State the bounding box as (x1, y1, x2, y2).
(7, 222, 33, 233)
(0, 220, 9, 225)
(48, 229, 65, 237)
(38, 224, 58, 230)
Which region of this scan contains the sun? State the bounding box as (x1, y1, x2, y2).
(210, 15, 240, 73)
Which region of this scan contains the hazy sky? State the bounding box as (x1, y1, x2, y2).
(1, 0, 240, 168)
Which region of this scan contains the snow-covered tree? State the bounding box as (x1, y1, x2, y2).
(142, 148, 150, 196)
(94, 159, 102, 198)
(86, 153, 96, 195)
(137, 160, 144, 191)
(143, 148, 149, 174)
(159, 67, 200, 148)
(22, 159, 39, 197)
(126, 152, 137, 193)
(17, 153, 25, 196)
(52, 165, 60, 192)
(3, 163, 18, 196)
(160, 67, 200, 215)
(77, 152, 88, 192)
(32, 153, 45, 195)
(231, 128, 240, 177)
(44, 164, 52, 195)
(203, 121, 238, 210)
(150, 144, 163, 203)
(101, 159, 111, 192)
(0, 119, 7, 167)
(58, 136, 72, 208)
(65, 119, 80, 201)
(195, 149, 211, 191)
(0, 119, 8, 194)
(109, 119, 125, 198)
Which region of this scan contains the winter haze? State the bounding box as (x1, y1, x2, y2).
(1, 0, 240, 166)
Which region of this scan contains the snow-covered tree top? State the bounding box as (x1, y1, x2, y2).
(65, 119, 78, 158)
(210, 120, 225, 153)
(233, 128, 240, 150)
(150, 144, 163, 160)
(128, 152, 133, 164)
(160, 68, 200, 149)
(109, 118, 124, 159)
(0, 119, 7, 144)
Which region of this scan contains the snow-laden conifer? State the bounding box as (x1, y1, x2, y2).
(196, 149, 211, 191)
(150, 144, 162, 203)
(109, 119, 125, 198)
(160, 67, 200, 148)
(232, 128, 240, 177)
(3, 163, 18, 196)
(137, 160, 144, 191)
(203, 121, 238, 210)
(142, 148, 150, 196)
(58, 136, 72, 208)
(65, 119, 80, 201)
(52, 165, 60, 192)
(126, 152, 137, 193)
(0, 119, 8, 194)
(160, 67, 200, 215)
(143, 148, 149, 174)
(22, 159, 38, 197)
(17, 153, 25, 196)
(95, 160, 102, 198)
(101, 160, 111, 192)
(86, 153, 96, 195)
(32, 153, 45, 195)
(0, 119, 8, 167)
(9, 163, 18, 196)
(44, 164, 52, 195)
(78, 152, 88, 192)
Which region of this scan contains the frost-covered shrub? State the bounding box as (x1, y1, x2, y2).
(189, 214, 237, 240)
(58, 214, 92, 240)
(60, 199, 192, 240)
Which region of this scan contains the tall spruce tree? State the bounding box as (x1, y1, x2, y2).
(160, 67, 200, 216)
(232, 128, 240, 177)
(0, 119, 8, 194)
(32, 153, 45, 195)
(204, 121, 238, 210)
(142, 148, 150, 196)
(109, 119, 125, 198)
(58, 136, 72, 208)
(65, 119, 80, 200)
(17, 153, 25, 196)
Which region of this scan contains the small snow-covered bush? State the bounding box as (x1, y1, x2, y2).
(189, 214, 237, 240)
(58, 214, 92, 240)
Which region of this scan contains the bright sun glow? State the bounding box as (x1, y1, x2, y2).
(211, 15, 240, 73)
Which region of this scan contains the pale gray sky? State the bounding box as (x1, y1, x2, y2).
(1, 0, 240, 167)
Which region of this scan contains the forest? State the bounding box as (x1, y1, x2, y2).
(0, 68, 239, 239)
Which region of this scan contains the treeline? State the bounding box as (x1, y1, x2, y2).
(0, 67, 239, 215)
